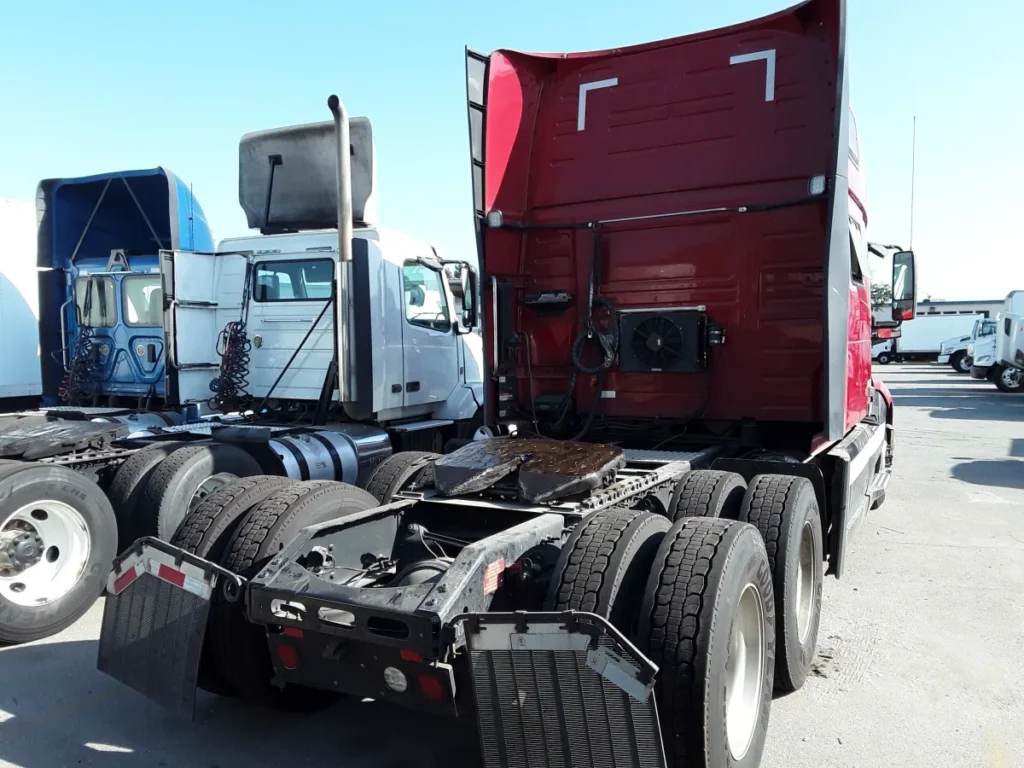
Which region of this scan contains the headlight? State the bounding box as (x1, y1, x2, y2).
(975, 355, 994, 366)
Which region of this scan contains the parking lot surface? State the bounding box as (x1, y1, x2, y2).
(2, 364, 1022, 767)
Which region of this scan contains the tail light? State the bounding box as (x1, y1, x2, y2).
(275, 643, 299, 670)
(418, 674, 445, 701)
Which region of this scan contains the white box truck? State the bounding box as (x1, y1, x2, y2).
(892, 313, 983, 362)
(0, 199, 43, 407)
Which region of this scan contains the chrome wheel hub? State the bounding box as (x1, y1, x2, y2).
(189, 473, 238, 512)
(725, 582, 766, 760)
(0, 501, 91, 607)
(796, 521, 817, 643)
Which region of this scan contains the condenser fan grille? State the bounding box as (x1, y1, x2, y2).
(631, 316, 685, 369)
(618, 311, 708, 373)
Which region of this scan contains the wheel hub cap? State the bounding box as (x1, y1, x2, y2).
(0, 529, 46, 574)
(0, 501, 91, 607)
(725, 582, 766, 760)
(796, 521, 817, 643)
(188, 473, 238, 512)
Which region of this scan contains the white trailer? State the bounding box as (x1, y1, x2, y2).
(892, 313, 983, 362)
(0, 200, 43, 405)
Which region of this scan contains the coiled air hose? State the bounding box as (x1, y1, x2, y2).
(209, 321, 252, 413)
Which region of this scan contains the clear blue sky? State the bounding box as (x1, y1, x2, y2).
(3, 0, 1021, 299)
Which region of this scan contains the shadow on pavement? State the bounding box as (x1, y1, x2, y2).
(884, 377, 1024, 422)
(951, 459, 1024, 490)
(0, 638, 480, 768)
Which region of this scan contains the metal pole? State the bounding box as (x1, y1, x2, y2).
(910, 116, 916, 249)
(328, 95, 354, 403)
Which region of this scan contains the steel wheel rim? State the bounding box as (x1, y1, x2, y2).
(189, 473, 238, 512)
(1001, 369, 1020, 388)
(958, 356, 970, 372)
(0, 500, 91, 607)
(796, 521, 817, 643)
(725, 582, 766, 760)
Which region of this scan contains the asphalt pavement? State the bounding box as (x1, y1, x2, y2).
(1, 363, 1021, 767)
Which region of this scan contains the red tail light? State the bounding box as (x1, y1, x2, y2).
(400, 649, 423, 663)
(417, 674, 444, 701)
(276, 643, 299, 670)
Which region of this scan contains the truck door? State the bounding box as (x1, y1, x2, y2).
(247, 254, 337, 401)
(70, 266, 166, 400)
(160, 250, 248, 404)
(400, 260, 458, 409)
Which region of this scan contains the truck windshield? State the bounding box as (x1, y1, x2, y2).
(123, 275, 163, 326)
(74, 277, 115, 327)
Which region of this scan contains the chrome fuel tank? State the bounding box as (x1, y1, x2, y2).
(269, 424, 391, 486)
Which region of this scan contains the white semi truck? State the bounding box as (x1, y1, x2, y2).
(938, 317, 996, 373)
(0, 109, 483, 643)
(970, 291, 1024, 392)
(992, 291, 1024, 392)
(0, 200, 43, 408)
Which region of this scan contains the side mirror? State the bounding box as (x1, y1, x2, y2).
(459, 265, 478, 330)
(891, 250, 917, 322)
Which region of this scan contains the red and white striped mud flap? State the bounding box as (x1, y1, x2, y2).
(97, 543, 219, 720)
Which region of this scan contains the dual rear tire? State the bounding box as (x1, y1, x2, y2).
(671, 470, 824, 693)
(109, 442, 264, 547)
(545, 507, 775, 767)
(171, 476, 379, 709)
(545, 470, 823, 764)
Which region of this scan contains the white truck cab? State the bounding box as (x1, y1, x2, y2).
(993, 290, 1024, 392)
(156, 107, 484, 475)
(939, 318, 995, 373)
(971, 291, 1024, 392)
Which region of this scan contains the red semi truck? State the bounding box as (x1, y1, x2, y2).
(96, 1, 916, 766)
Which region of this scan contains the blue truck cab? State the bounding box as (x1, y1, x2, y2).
(36, 168, 213, 407)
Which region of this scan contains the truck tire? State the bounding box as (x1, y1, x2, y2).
(994, 365, 1023, 393)
(737, 474, 823, 692)
(668, 470, 746, 521)
(545, 507, 670, 632)
(137, 443, 264, 542)
(169, 474, 293, 695)
(876, 352, 891, 365)
(950, 351, 970, 373)
(637, 517, 774, 768)
(0, 463, 117, 644)
(364, 451, 439, 503)
(209, 480, 379, 709)
(107, 440, 188, 549)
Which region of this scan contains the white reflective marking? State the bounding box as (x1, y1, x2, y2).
(600, 390, 616, 399)
(730, 49, 777, 102)
(578, 78, 618, 131)
(0, 709, 14, 723)
(85, 743, 134, 753)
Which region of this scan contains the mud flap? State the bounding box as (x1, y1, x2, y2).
(460, 611, 666, 768)
(96, 539, 240, 719)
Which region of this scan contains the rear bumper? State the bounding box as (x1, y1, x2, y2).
(95, 539, 668, 765)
